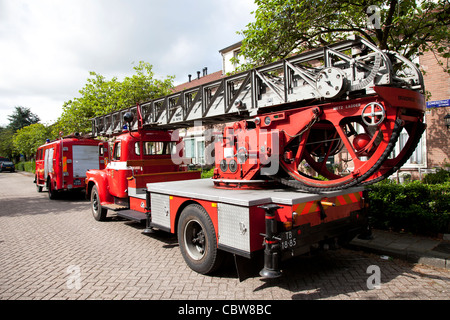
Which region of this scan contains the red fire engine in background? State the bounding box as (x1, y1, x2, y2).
(35, 134, 109, 199)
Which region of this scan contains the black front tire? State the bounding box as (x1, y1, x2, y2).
(177, 204, 224, 275)
(91, 185, 107, 221)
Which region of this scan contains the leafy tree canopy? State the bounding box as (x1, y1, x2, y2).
(0, 127, 15, 159)
(7, 106, 40, 132)
(237, 0, 449, 70)
(52, 61, 174, 136)
(12, 123, 50, 159)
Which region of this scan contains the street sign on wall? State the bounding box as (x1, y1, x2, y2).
(426, 99, 450, 108)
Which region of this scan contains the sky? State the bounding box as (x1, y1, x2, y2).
(0, 0, 257, 126)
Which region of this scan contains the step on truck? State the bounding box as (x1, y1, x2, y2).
(35, 134, 109, 199)
(86, 36, 425, 279)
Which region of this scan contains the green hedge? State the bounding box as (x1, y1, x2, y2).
(201, 168, 214, 179)
(16, 161, 35, 173)
(368, 177, 450, 236)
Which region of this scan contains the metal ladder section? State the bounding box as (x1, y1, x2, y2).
(91, 36, 424, 136)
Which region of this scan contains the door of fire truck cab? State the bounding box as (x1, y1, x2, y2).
(98, 142, 109, 169)
(35, 147, 45, 189)
(106, 140, 129, 199)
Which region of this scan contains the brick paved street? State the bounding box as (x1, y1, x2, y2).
(1, 171, 449, 301)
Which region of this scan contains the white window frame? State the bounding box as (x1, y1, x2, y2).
(390, 119, 427, 169)
(184, 136, 206, 165)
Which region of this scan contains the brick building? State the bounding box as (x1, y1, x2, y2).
(420, 50, 450, 169)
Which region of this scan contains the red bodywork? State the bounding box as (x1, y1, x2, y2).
(86, 128, 201, 209)
(35, 137, 108, 195)
(213, 86, 425, 190)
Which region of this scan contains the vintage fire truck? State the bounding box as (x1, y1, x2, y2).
(86, 36, 425, 279)
(35, 134, 109, 199)
(86, 121, 201, 222)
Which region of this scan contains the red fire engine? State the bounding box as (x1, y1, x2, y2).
(86, 37, 425, 279)
(35, 135, 109, 199)
(86, 122, 201, 222)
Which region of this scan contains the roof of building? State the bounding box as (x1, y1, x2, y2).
(219, 41, 242, 53)
(172, 70, 224, 93)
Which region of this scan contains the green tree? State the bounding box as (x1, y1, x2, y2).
(53, 61, 174, 136)
(0, 126, 15, 159)
(12, 123, 50, 160)
(7, 106, 40, 132)
(237, 0, 449, 69)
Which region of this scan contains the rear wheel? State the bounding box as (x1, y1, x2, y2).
(91, 185, 107, 221)
(47, 179, 57, 200)
(177, 204, 224, 275)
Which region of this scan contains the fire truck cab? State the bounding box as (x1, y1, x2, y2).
(85, 125, 201, 222)
(35, 136, 108, 199)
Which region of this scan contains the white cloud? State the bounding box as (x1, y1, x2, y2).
(0, 0, 256, 126)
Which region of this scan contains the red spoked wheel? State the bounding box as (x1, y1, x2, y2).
(278, 102, 405, 191)
(360, 119, 426, 185)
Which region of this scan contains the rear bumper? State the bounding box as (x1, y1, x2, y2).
(280, 209, 369, 260)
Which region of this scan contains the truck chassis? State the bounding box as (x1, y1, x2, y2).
(91, 178, 368, 279)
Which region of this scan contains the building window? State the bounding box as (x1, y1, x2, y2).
(184, 137, 205, 165)
(391, 128, 426, 167)
(197, 140, 205, 164)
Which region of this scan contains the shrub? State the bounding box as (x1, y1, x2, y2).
(201, 168, 214, 179)
(423, 168, 450, 184)
(16, 161, 35, 173)
(368, 179, 450, 236)
(24, 161, 35, 173)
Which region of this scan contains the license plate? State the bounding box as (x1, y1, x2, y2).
(280, 230, 297, 250)
(73, 180, 81, 186)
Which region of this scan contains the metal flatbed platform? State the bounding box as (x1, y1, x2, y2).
(147, 178, 365, 207)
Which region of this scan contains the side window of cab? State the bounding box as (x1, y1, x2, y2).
(113, 141, 121, 160)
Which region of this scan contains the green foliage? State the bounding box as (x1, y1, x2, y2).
(237, 0, 450, 70)
(7, 106, 40, 132)
(368, 177, 450, 236)
(52, 61, 174, 136)
(201, 168, 215, 179)
(423, 168, 450, 184)
(15, 160, 36, 173)
(12, 123, 50, 159)
(0, 127, 15, 159)
(1, 107, 43, 159)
